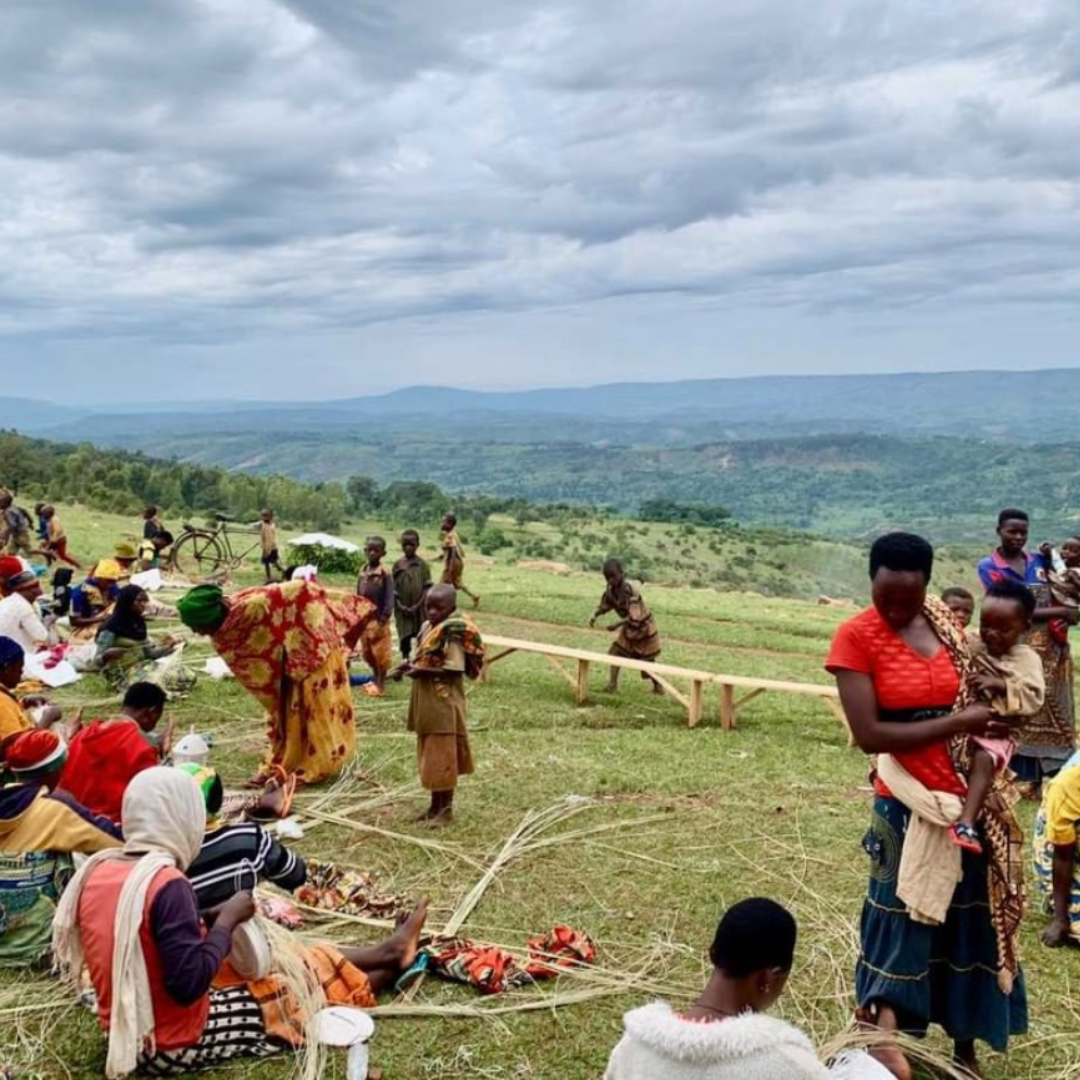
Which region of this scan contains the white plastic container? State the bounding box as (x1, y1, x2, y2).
(172, 728, 210, 766)
(312, 1006, 375, 1080)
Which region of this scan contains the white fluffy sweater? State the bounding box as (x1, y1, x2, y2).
(603, 1002, 894, 1080)
(603, 1002, 829, 1080)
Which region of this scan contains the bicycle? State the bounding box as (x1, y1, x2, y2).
(170, 513, 265, 578)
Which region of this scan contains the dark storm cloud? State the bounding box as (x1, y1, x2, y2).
(0, 0, 1078, 368)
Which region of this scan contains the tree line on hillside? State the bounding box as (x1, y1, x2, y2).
(114, 428, 1079, 544)
(0, 433, 733, 544)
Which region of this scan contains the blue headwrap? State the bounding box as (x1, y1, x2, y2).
(0, 635, 24, 669)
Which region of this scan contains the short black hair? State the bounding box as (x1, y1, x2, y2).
(144, 505, 158, 516)
(869, 532, 934, 582)
(401, 529, 420, 542)
(443, 513, 457, 526)
(998, 508, 1029, 527)
(710, 898, 797, 977)
(602, 557, 623, 575)
(205, 772, 224, 816)
(123, 681, 168, 712)
(985, 579, 1036, 620)
(941, 586, 975, 604)
(367, 535, 386, 550)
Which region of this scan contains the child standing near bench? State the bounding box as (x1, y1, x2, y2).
(392, 584, 484, 827)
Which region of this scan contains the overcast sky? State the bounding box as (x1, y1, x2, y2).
(2, 0, 1079, 402)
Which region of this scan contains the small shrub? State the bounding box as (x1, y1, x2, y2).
(286, 543, 364, 576)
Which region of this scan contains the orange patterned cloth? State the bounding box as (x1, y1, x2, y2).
(211, 581, 375, 784)
(214, 944, 376, 1046)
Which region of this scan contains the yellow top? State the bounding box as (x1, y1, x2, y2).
(0, 686, 32, 755)
(1043, 753, 1080, 847)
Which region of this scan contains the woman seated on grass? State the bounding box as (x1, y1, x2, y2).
(53, 766, 429, 1078)
(89, 584, 193, 694)
(604, 898, 894, 1079)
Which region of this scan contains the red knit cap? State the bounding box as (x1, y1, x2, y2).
(0, 556, 23, 583)
(6, 729, 66, 774)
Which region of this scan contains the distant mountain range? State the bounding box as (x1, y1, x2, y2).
(2, 370, 1079, 544)
(3, 368, 1080, 444)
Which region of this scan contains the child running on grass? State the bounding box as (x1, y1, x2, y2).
(440, 513, 480, 608)
(357, 536, 395, 695)
(941, 586, 975, 630)
(41, 505, 82, 569)
(392, 529, 432, 660)
(391, 584, 484, 827)
(259, 507, 283, 583)
(951, 578, 1045, 853)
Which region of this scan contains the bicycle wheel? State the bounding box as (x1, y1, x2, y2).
(171, 530, 228, 578)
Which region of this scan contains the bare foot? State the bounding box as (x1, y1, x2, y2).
(391, 900, 429, 970)
(473, 595, 482, 610)
(869, 1045, 912, 1080)
(650, 682, 665, 696)
(1042, 919, 1074, 948)
(854, 1007, 912, 1080)
(253, 778, 285, 817)
(414, 808, 436, 822)
(425, 809, 454, 828)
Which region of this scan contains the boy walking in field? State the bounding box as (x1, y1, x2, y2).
(259, 507, 284, 583)
(392, 530, 432, 661)
(440, 514, 480, 609)
(392, 584, 484, 827)
(357, 536, 395, 696)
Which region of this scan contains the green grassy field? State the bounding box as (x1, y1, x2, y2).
(6, 506, 1080, 1080)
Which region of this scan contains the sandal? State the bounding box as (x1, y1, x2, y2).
(949, 822, 983, 854)
(393, 952, 431, 993)
(247, 769, 298, 821)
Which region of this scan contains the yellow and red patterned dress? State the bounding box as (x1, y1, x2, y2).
(210, 581, 374, 784)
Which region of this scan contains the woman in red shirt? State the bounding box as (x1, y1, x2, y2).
(826, 533, 1027, 1080)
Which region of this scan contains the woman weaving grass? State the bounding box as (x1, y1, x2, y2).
(177, 581, 374, 787)
(53, 766, 429, 1077)
(827, 533, 1028, 1079)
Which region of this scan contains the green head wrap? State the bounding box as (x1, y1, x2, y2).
(177, 762, 221, 823)
(177, 584, 227, 632)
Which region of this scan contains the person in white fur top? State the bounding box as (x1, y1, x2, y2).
(604, 898, 895, 1080)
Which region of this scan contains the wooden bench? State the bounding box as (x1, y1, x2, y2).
(481, 633, 847, 733)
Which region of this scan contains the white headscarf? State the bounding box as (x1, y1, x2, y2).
(53, 766, 207, 1078)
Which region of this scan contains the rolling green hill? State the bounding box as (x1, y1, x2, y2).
(88, 429, 1080, 545)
